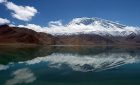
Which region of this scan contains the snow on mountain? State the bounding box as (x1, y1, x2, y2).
(19, 17, 140, 37)
(46, 17, 140, 36)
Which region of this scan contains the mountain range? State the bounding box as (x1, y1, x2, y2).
(0, 17, 140, 45)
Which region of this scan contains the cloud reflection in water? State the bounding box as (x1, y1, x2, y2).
(5, 68, 36, 85)
(0, 64, 9, 71)
(22, 52, 140, 72)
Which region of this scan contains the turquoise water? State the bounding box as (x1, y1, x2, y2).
(0, 46, 140, 85)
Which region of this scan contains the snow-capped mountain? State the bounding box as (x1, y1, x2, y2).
(0, 18, 140, 45)
(47, 17, 140, 37)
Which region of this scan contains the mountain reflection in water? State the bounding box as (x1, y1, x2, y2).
(0, 46, 140, 85)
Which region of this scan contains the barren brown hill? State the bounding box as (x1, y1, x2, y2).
(0, 25, 54, 45)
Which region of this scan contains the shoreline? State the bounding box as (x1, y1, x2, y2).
(0, 43, 140, 48)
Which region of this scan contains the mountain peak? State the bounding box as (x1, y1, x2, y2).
(69, 17, 126, 28)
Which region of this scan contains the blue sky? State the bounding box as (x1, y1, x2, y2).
(0, 0, 140, 26)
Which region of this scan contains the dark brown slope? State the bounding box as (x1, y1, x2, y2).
(54, 33, 140, 45)
(0, 25, 54, 45)
(102, 33, 140, 45)
(55, 34, 114, 45)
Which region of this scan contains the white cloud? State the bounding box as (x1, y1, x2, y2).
(5, 1, 37, 21)
(5, 68, 36, 85)
(18, 24, 47, 32)
(0, 18, 10, 25)
(48, 20, 62, 27)
(17, 20, 63, 33)
(0, 0, 6, 3)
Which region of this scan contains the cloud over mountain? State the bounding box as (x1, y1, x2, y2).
(18, 24, 47, 32)
(18, 17, 140, 37)
(0, 18, 10, 24)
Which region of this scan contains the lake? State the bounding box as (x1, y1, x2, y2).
(0, 46, 140, 85)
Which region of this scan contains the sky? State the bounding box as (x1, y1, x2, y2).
(0, 0, 140, 27)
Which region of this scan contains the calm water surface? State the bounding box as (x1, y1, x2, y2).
(0, 46, 140, 85)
